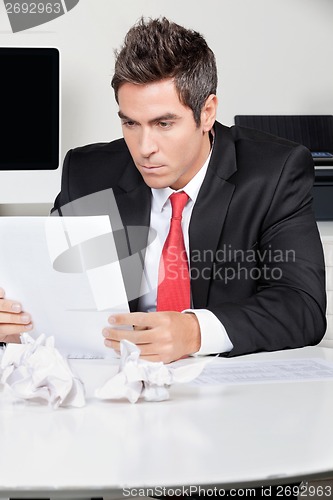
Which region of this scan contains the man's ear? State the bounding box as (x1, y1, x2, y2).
(201, 94, 218, 132)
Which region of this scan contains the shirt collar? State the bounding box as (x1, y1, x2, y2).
(151, 148, 213, 212)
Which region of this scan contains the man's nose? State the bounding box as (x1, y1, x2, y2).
(139, 129, 158, 157)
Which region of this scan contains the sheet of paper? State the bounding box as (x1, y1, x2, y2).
(191, 358, 333, 385)
(0, 216, 129, 358)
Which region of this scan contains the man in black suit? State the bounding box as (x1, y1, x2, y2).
(0, 17, 326, 364)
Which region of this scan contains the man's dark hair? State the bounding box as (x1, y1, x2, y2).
(111, 17, 217, 126)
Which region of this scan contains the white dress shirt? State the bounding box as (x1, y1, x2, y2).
(138, 153, 233, 355)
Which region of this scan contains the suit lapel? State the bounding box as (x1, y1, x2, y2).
(115, 160, 151, 239)
(190, 123, 237, 308)
(113, 159, 152, 311)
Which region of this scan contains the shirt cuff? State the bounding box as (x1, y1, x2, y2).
(183, 309, 233, 356)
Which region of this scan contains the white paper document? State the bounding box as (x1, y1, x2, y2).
(0, 216, 130, 358)
(192, 358, 333, 385)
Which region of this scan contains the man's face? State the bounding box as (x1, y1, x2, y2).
(117, 79, 216, 190)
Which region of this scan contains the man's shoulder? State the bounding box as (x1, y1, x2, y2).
(229, 123, 303, 151)
(57, 137, 136, 205)
(68, 137, 131, 162)
(219, 121, 312, 168)
(212, 121, 313, 183)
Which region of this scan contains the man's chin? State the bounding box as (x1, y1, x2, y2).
(139, 173, 172, 190)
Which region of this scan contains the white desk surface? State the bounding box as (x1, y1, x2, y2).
(0, 346, 333, 499)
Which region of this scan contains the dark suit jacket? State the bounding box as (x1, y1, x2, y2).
(53, 121, 326, 356)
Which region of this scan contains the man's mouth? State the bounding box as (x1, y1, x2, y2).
(140, 164, 165, 171)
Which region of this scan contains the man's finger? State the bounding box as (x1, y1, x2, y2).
(108, 312, 169, 328)
(0, 322, 33, 336)
(0, 312, 30, 324)
(108, 312, 149, 327)
(104, 337, 164, 362)
(103, 327, 152, 344)
(104, 338, 121, 352)
(0, 299, 22, 314)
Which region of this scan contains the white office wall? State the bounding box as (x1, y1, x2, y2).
(0, 0, 332, 205)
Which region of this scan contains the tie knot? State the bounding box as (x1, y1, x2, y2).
(170, 191, 189, 220)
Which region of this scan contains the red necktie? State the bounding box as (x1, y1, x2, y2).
(156, 191, 190, 312)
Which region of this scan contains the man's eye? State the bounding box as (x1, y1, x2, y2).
(158, 121, 172, 129)
(123, 121, 136, 128)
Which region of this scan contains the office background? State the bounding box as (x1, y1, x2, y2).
(0, 0, 332, 207)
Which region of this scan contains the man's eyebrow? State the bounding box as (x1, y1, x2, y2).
(149, 113, 181, 123)
(118, 111, 132, 120)
(118, 111, 181, 123)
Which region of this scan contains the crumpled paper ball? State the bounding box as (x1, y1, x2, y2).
(0, 333, 85, 408)
(95, 339, 207, 403)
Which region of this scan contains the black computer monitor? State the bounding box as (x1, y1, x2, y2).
(0, 47, 60, 170)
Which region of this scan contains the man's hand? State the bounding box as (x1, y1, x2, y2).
(102, 311, 201, 363)
(0, 288, 33, 343)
